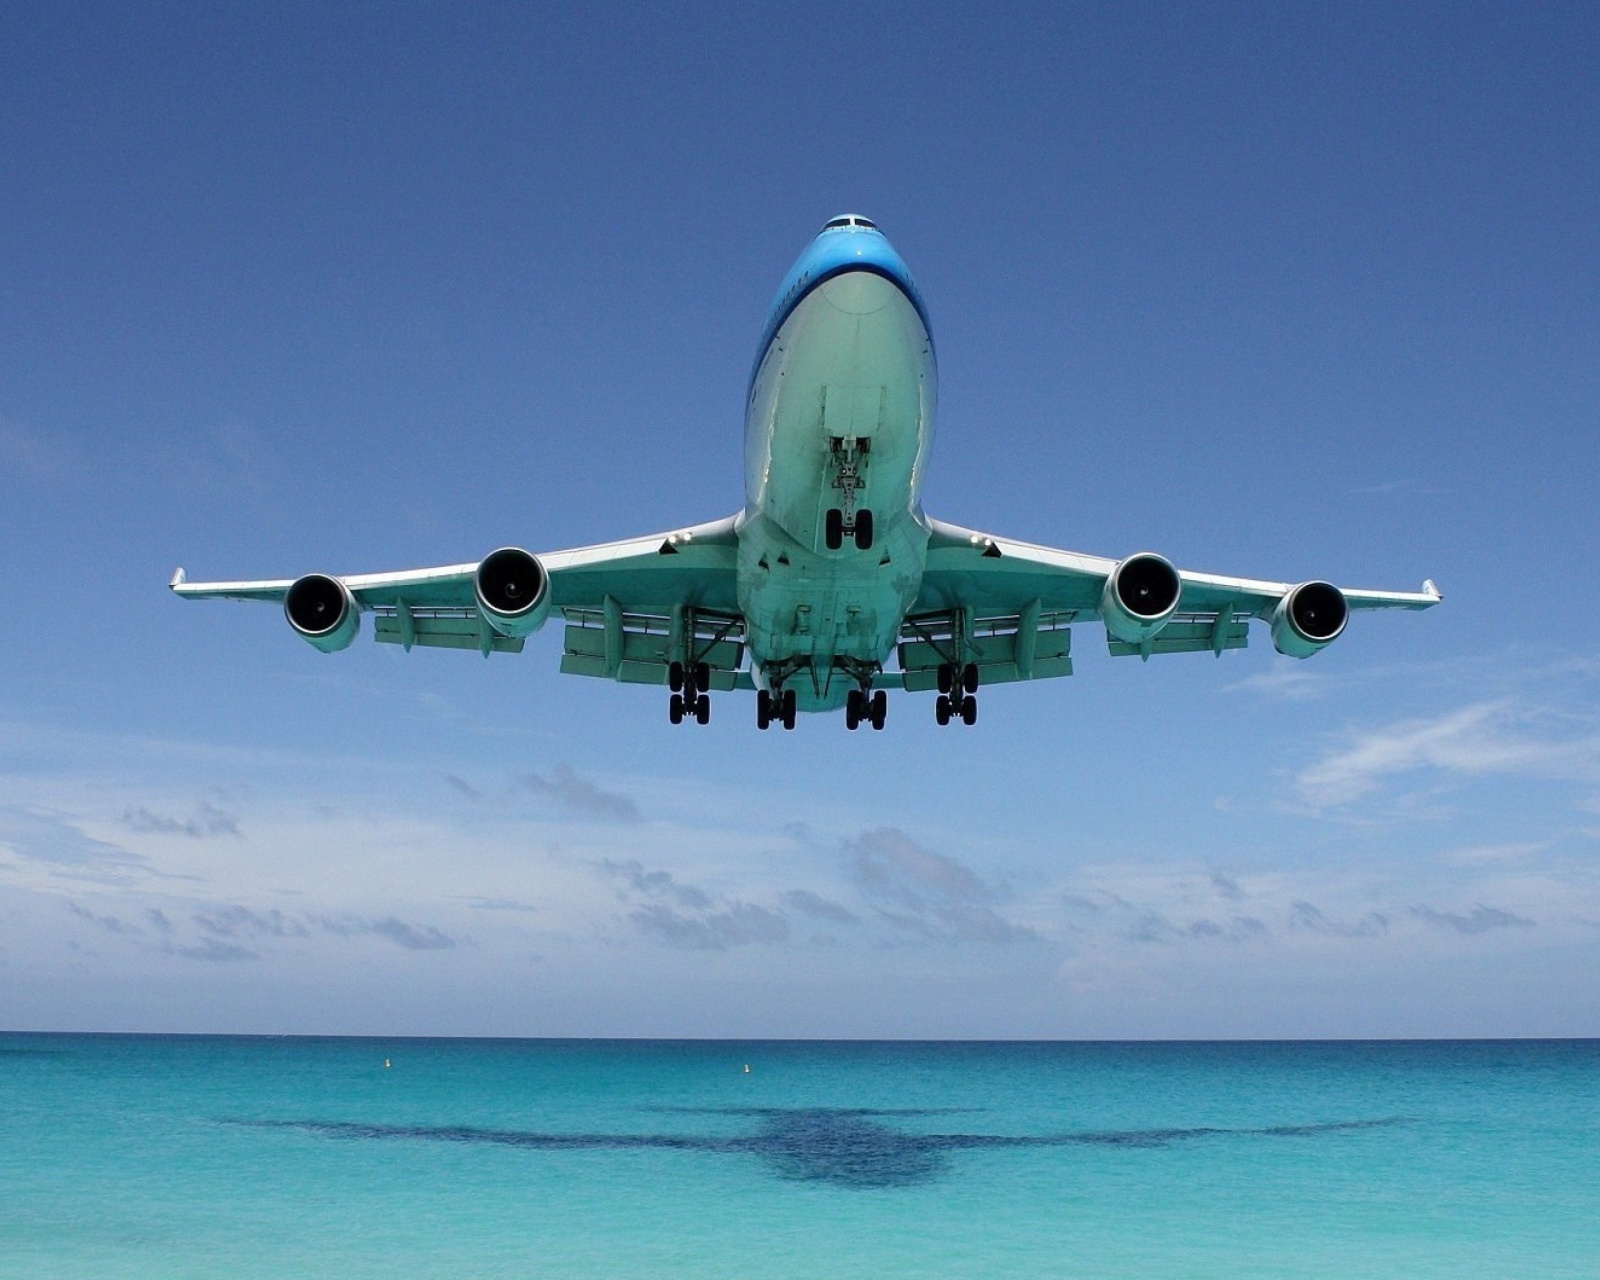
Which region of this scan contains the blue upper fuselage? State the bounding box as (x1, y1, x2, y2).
(748, 215, 934, 398)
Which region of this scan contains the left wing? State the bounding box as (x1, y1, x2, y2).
(897, 516, 1439, 690)
(171, 515, 747, 687)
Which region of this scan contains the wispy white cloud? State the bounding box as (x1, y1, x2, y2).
(122, 802, 241, 839)
(595, 857, 791, 950)
(0, 805, 150, 881)
(1439, 840, 1547, 866)
(1223, 664, 1331, 701)
(1296, 700, 1600, 808)
(1410, 904, 1534, 935)
(521, 764, 641, 823)
(845, 827, 1034, 944)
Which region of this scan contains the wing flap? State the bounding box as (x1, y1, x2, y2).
(897, 608, 1075, 690)
(1106, 615, 1249, 659)
(372, 607, 526, 655)
(558, 602, 746, 688)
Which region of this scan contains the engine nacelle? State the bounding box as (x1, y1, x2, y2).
(1101, 552, 1182, 643)
(284, 574, 360, 653)
(474, 546, 551, 638)
(1271, 581, 1348, 658)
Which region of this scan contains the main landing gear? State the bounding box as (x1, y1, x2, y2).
(756, 687, 798, 731)
(934, 662, 980, 727)
(668, 660, 712, 726)
(845, 688, 887, 731)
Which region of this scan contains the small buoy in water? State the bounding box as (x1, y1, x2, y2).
(384, 1058, 391, 1069)
(743, 1064, 750, 1073)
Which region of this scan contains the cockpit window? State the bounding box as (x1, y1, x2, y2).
(821, 215, 880, 231)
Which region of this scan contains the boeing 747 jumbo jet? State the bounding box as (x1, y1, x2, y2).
(172, 216, 1440, 730)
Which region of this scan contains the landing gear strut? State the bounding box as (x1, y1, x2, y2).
(934, 662, 980, 726)
(824, 436, 873, 550)
(666, 660, 712, 726)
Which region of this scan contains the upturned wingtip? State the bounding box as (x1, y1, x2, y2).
(169, 567, 187, 590)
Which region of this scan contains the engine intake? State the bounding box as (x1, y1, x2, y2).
(475, 547, 551, 637)
(1101, 553, 1181, 643)
(284, 574, 360, 652)
(1271, 581, 1348, 658)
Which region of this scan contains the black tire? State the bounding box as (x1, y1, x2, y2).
(871, 690, 887, 730)
(961, 696, 978, 726)
(854, 509, 873, 550)
(782, 688, 797, 730)
(962, 662, 979, 694)
(936, 695, 951, 726)
(696, 695, 710, 725)
(668, 661, 684, 693)
(756, 690, 771, 730)
(694, 661, 711, 693)
(936, 663, 953, 694)
(824, 508, 843, 551)
(845, 689, 861, 730)
(669, 693, 684, 724)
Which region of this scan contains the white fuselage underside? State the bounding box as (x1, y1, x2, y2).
(737, 269, 937, 710)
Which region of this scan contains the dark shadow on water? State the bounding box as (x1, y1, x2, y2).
(234, 1108, 1410, 1189)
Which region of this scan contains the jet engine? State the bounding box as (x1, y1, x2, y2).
(1100, 553, 1182, 643)
(474, 546, 551, 637)
(284, 574, 360, 653)
(1271, 581, 1348, 658)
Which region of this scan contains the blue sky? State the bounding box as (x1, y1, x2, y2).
(2, 2, 1597, 1037)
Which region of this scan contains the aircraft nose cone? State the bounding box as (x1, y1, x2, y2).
(820, 269, 895, 316)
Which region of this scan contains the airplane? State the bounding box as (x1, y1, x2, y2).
(171, 214, 1440, 731)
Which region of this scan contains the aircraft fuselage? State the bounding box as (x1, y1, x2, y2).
(737, 220, 937, 710)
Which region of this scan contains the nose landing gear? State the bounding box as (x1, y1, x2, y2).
(824, 436, 873, 550)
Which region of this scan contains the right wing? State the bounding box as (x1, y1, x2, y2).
(894, 516, 1440, 690)
(171, 515, 747, 687)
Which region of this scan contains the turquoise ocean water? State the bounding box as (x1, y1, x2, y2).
(2, 1037, 1596, 1278)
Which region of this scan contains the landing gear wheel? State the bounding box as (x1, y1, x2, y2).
(824, 508, 843, 551)
(962, 663, 980, 694)
(756, 689, 772, 730)
(694, 662, 711, 693)
(937, 663, 953, 695)
(961, 696, 978, 726)
(845, 689, 862, 730)
(782, 688, 797, 730)
(936, 695, 951, 726)
(668, 661, 684, 693)
(870, 689, 887, 730)
(696, 695, 711, 725)
(854, 510, 873, 550)
(669, 693, 685, 724)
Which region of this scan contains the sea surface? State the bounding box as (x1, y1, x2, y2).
(2, 1037, 1596, 1278)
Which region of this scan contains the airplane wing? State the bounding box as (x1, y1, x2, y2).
(896, 516, 1440, 692)
(170, 515, 747, 688)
